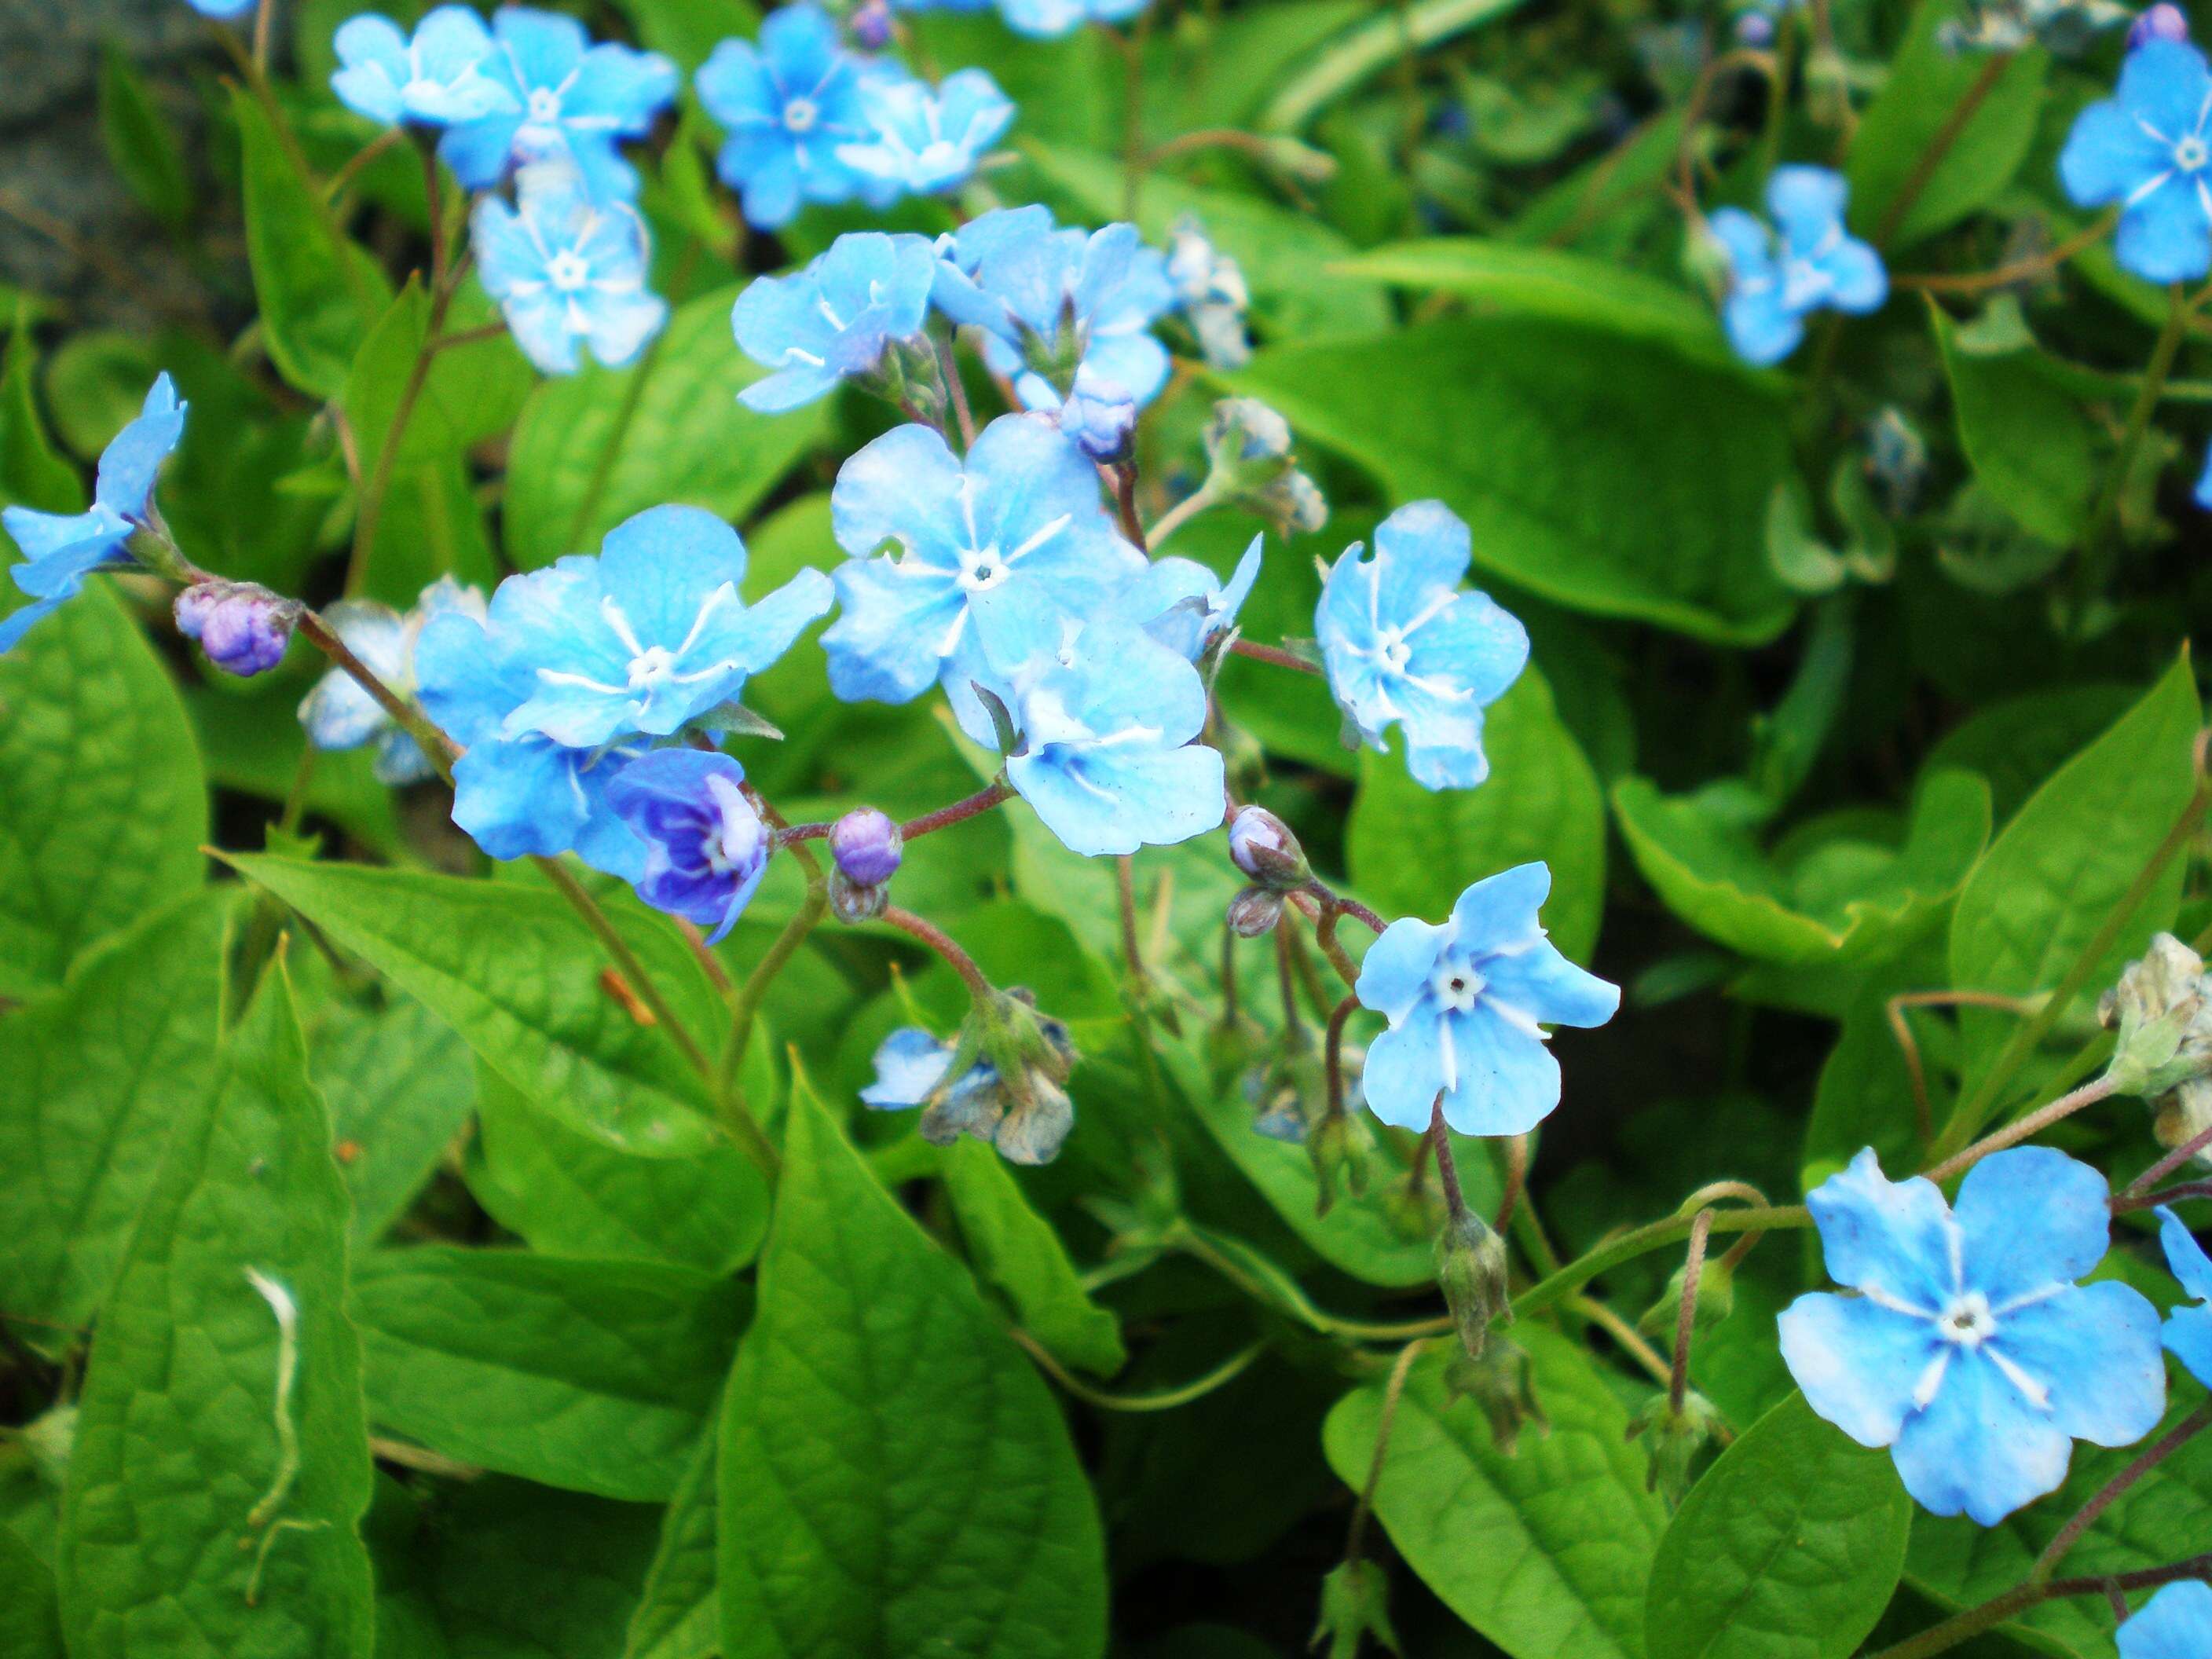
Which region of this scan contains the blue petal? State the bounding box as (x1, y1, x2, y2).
(1995, 1280, 2166, 1448)
(598, 504, 748, 645)
(0, 593, 64, 655)
(331, 16, 409, 124)
(2119, 1583, 2212, 1659)
(2157, 1205, 2212, 1300)
(1407, 588, 1528, 699)
(1818, 238, 1888, 314)
(3, 511, 119, 584)
(414, 610, 523, 746)
(1952, 1146, 2112, 1306)
(2197, 441, 2212, 509)
(2117, 178, 2212, 283)
(1481, 939, 1619, 1031)
(1360, 1011, 1452, 1132)
(1437, 1002, 1562, 1135)
(1370, 500, 1471, 615)
(1891, 1346, 2077, 1525)
(1778, 1291, 1939, 1448)
(1806, 1148, 1958, 1311)
(1009, 737, 1224, 856)
(2059, 98, 2171, 208)
(1766, 165, 1848, 252)
(832, 421, 967, 563)
(1724, 282, 1806, 365)
(822, 558, 965, 705)
(449, 735, 593, 860)
(1356, 917, 1450, 1024)
(93, 373, 185, 518)
(2167, 1302, 2212, 1390)
(491, 6, 588, 95)
(2119, 38, 2212, 148)
(1448, 862, 1551, 950)
(862, 1028, 954, 1109)
(439, 113, 525, 189)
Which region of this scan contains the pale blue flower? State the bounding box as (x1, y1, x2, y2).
(1166, 213, 1251, 371)
(1780, 1148, 2166, 1526)
(1709, 167, 1887, 365)
(696, 4, 907, 230)
(438, 7, 676, 203)
(822, 413, 1144, 744)
(331, 8, 521, 129)
(2196, 441, 2212, 509)
(2061, 39, 2212, 283)
(1108, 534, 1262, 661)
(835, 68, 1015, 196)
(2121, 1583, 2212, 1659)
(2, 374, 185, 655)
(731, 232, 937, 413)
(1354, 862, 1617, 1136)
(998, 0, 1151, 38)
(185, 0, 257, 18)
(299, 577, 485, 786)
(467, 504, 833, 751)
(860, 1017, 1079, 1165)
(605, 749, 769, 943)
(2154, 1206, 2212, 1388)
(472, 164, 668, 375)
(1315, 500, 1529, 791)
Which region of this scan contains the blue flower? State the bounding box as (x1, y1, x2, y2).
(862, 1027, 971, 1109)
(696, 4, 906, 230)
(2061, 40, 2212, 282)
(438, 7, 676, 203)
(1166, 214, 1251, 371)
(465, 504, 833, 751)
(997, 0, 1152, 38)
(2120, 1583, 2212, 1659)
(1315, 500, 1529, 791)
(472, 164, 668, 375)
(1708, 167, 1886, 365)
(835, 68, 1015, 196)
(1108, 534, 1262, 661)
(331, 9, 521, 130)
(299, 577, 483, 786)
(859, 1016, 1078, 1164)
(2154, 1206, 2212, 1388)
(1003, 621, 1225, 857)
(822, 413, 1144, 744)
(1353, 862, 1617, 1136)
(604, 749, 769, 942)
(2, 374, 185, 655)
(1779, 1147, 2166, 1526)
(185, 0, 257, 18)
(731, 232, 937, 413)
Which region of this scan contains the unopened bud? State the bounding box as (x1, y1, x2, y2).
(1307, 1107, 1374, 1218)
(1628, 1390, 1723, 1504)
(1228, 804, 1310, 891)
(176, 581, 294, 677)
(830, 807, 903, 887)
(2132, 1, 2189, 46)
(1057, 379, 1137, 463)
(2102, 933, 2212, 1097)
(1311, 1558, 1400, 1659)
(1443, 1339, 1547, 1455)
(849, 0, 895, 48)
(830, 869, 888, 924)
(1228, 885, 1284, 938)
(1637, 1257, 1737, 1339)
(1435, 1210, 1511, 1360)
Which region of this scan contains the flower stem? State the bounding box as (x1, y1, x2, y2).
(1229, 637, 1323, 675)
(2073, 284, 2190, 632)
(2031, 1405, 2212, 1584)
(1426, 1101, 1468, 1224)
(1144, 483, 1218, 549)
(1669, 1208, 1715, 1414)
(289, 608, 458, 783)
(1343, 1338, 1428, 1565)
(1873, 53, 2012, 249)
(1922, 1075, 2118, 1186)
(1012, 1330, 1263, 1412)
(881, 905, 994, 1001)
(2119, 1119, 2212, 1203)
(1866, 1554, 2212, 1659)
(902, 780, 1014, 840)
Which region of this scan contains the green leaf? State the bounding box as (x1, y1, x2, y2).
(350, 1247, 748, 1502)
(618, 0, 759, 72)
(0, 1521, 62, 1659)
(719, 1075, 1108, 1659)
(223, 855, 724, 1157)
(623, 1420, 721, 1659)
(1924, 684, 2141, 826)
(311, 996, 476, 1243)
(1928, 304, 2097, 547)
(0, 892, 228, 1338)
(1948, 652, 2201, 1082)
(1321, 1329, 1668, 1659)
(1230, 318, 1796, 643)
(1801, 987, 1938, 1191)
(940, 1137, 1127, 1378)
(57, 961, 375, 1659)
(0, 329, 82, 518)
(1844, 4, 2046, 249)
(0, 583, 207, 994)
(504, 284, 830, 568)
(1646, 1392, 1911, 1659)
(1348, 667, 1606, 961)
(97, 45, 192, 230)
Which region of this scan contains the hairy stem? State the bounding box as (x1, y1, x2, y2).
(2032, 1405, 2212, 1583)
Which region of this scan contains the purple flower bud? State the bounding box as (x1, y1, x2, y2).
(605, 750, 770, 943)
(850, 0, 895, 49)
(175, 581, 293, 677)
(1734, 9, 1776, 45)
(1227, 804, 1310, 892)
(2130, 2, 2188, 47)
(831, 807, 903, 888)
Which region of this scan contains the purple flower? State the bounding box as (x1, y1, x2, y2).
(176, 582, 294, 677)
(605, 749, 769, 942)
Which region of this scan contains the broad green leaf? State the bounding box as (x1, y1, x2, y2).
(1231, 318, 1796, 643)
(1321, 1329, 1668, 1659)
(0, 329, 82, 519)
(471, 1060, 771, 1275)
(1924, 684, 2140, 826)
(503, 284, 830, 568)
(719, 1076, 1108, 1659)
(941, 1137, 1126, 1378)
(0, 892, 227, 1336)
(619, 0, 759, 71)
(0, 583, 208, 994)
(623, 1420, 720, 1659)
(1645, 1393, 1911, 1659)
(0, 1522, 61, 1659)
(350, 1247, 748, 1502)
(185, 684, 405, 859)
(1845, 3, 2046, 249)
(311, 995, 476, 1243)
(57, 962, 375, 1659)
(1949, 652, 2200, 1083)
(1929, 304, 2096, 547)
(1614, 771, 1991, 966)
(224, 855, 724, 1157)
(1801, 986, 1941, 1191)
(1348, 668, 1606, 961)
(97, 46, 192, 230)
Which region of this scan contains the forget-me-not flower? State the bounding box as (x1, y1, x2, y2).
(331, 8, 520, 130)
(822, 414, 1145, 745)
(1004, 621, 1225, 857)
(1708, 167, 1887, 364)
(1353, 862, 1618, 1135)
(1166, 214, 1252, 371)
(2062, 39, 2212, 283)
(604, 750, 769, 942)
(472, 164, 668, 375)
(835, 68, 1015, 197)
(696, 4, 906, 230)
(2, 374, 185, 655)
(861, 1013, 1078, 1164)
(300, 577, 484, 786)
(1779, 1147, 2166, 1525)
(2154, 1206, 2212, 1387)
(1315, 500, 1529, 791)
(438, 7, 676, 203)
(1108, 534, 1262, 661)
(998, 0, 1152, 38)
(731, 232, 937, 413)
(470, 504, 833, 750)
(2119, 1583, 2212, 1659)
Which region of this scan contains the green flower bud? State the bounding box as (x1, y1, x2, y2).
(2100, 933, 2212, 1098)
(18, 1403, 75, 1490)
(1636, 1257, 1738, 1339)
(1435, 1210, 1511, 1360)
(1203, 398, 1328, 535)
(1308, 1106, 1375, 1218)
(1442, 1339, 1547, 1456)
(1627, 1390, 1723, 1505)
(1311, 1558, 1401, 1659)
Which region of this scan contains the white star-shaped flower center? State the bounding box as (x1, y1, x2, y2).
(548, 251, 591, 292)
(1937, 1291, 1997, 1349)
(2178, 134, 2210, 172)
(1430, 960, 1483, 1015)
(958, 544, 1010, 593)
(627, 644, 679, 689)
(527, 86, 563, 126)
(1375, 625, 1412, 674)
(784, 97, 819, 133)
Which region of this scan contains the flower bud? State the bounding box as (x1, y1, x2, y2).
(1636, 1256, 1738, 1339)
(19, 1402, 75, 1489)
(848, 0, 895, 48)
(830, 807, 903, 888)
(1227, 804, 1311, 892)
(1308, 1106, 1375, 1218)
(2155, 1078, 2212, 1169)
(175, 581, 294, 677)
(830, 869, 888, 924)
(1057, 380, 1137, 463)
(916, 990, 1081, 1166)
(1865, 407, 1929, 517)
(1435, 1210, 1511, 1360)
(1227, 884, 1284, 938)
(2101, 933, 2212, 1097)
(1202, 398, 1328, 536)
(1628, 1390, 1723, 1504)
(2132, 1, 2189, 46)
(1312, 1558, 1399, 1659)
(1444, 1339, 1548, 1453)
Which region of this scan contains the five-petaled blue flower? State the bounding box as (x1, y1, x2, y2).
(836, 68, 1015, 197)
(697, 4, 905, 230)
(2119, 1582, 2212, 1659)
(731, 232, 937, 413)
(1004, 621, 1225, 857)
(605, 749, 770, 942)
(1315, 500, 1529, 791)
(1779, 1147, 2165, 1526)
(300, 577, 484, 786)
(2155, 1206, 2212, 1388)
(1353, 862, 1618, 1136)
(331, 8, 521, 130)
(438, 6, 676, 203)
(1109, 534, 1262, 661)
(997, 0, 1151, 38)
(2061, 39, 2212, 283)
(472, 164, 668, 375)
(822, 414, 1144, 745)
(468, 504, 833, 750)
(2, 374, 185, 655)
(1708, 167, 1887, 365)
